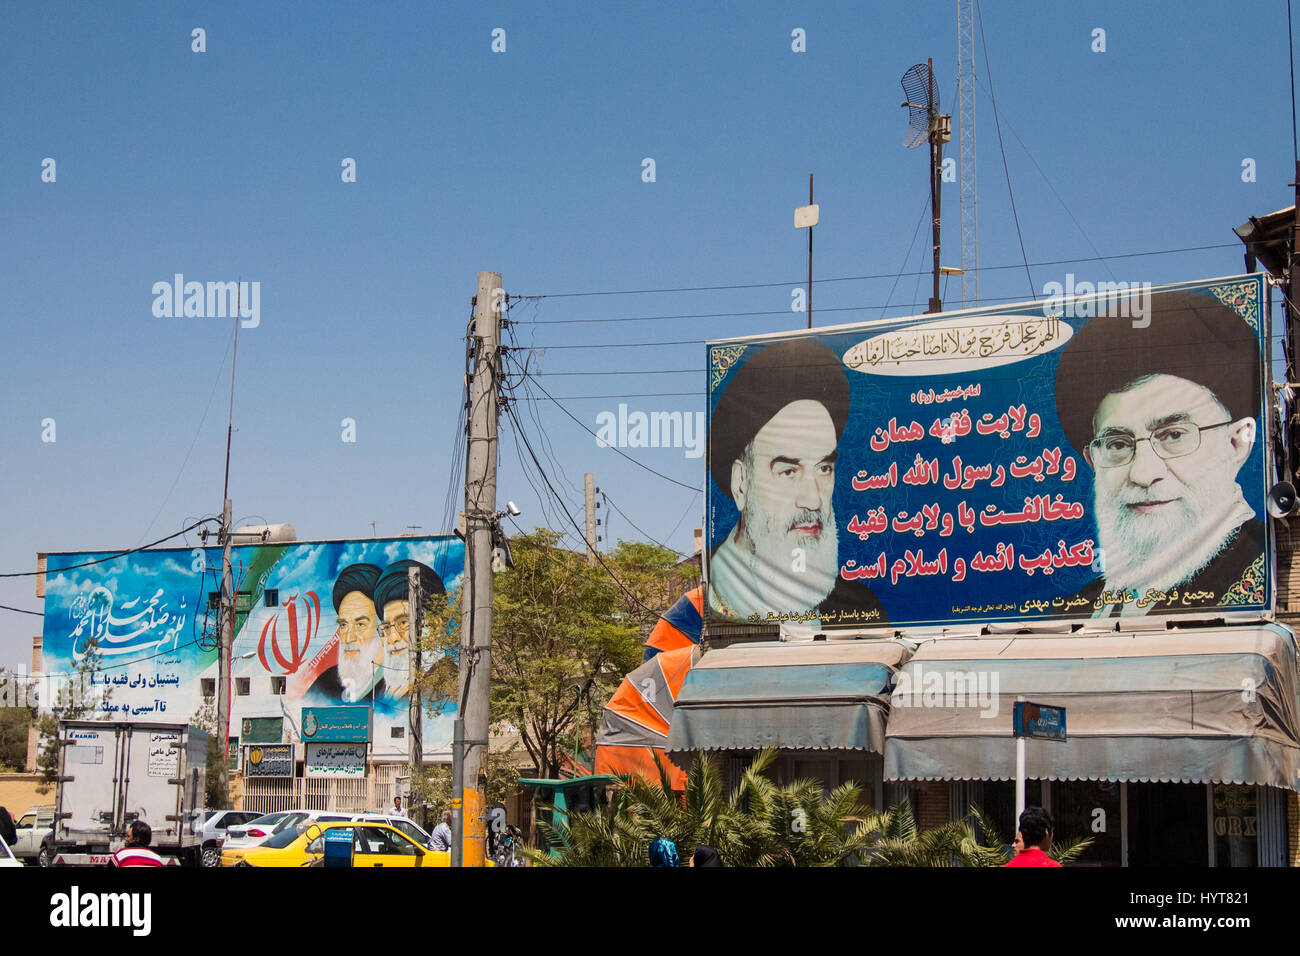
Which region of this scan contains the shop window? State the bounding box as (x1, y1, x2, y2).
(1211, 784, 1257, 867)
(1050, 780, 1121, 866)
(1126, 783, 1208, 867)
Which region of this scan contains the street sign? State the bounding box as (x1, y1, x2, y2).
(1013, 700, 1066, 741)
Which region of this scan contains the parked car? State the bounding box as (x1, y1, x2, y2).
(222, 821, 450, 868)
(198, 810, 263, 867)
(353, 813, 435, 848)
(220, 809, 357, 857)
(11, 807, 54, 866)
(0, 836, 20, 869)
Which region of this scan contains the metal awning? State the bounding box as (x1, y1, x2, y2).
(665, 639, 912, 754)
(884, 625, 1300, 789)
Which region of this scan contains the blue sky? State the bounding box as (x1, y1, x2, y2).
(1, 0, 1294, 667)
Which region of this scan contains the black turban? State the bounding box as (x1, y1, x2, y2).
(373, 560, 446, 619)
(708, 339, 850, 499)
(331, 563, 383, 613)
(1053, 291, 1262, 457)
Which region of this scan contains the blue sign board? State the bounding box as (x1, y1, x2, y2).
(302, 705, 372, 742)
(704, 276, 1270, 629)
(323, 826, 354, 868)
(1013, 701, 1067, 741)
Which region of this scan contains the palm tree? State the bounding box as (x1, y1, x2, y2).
(856, 799, 1006, 867)
(968, 804, 1094, 865)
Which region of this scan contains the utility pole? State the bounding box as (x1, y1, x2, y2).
(214, 281, 243, 809)
(1290, 161, 1300, 484)
(584, 473, 597, 566)
(407, 564, 423, 770)
(454, 271, 502, 867)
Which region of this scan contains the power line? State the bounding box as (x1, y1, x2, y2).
(507, 357, 703, 492)
(513, 243, 1238, 299)
(0, 520, 218, 578)
(601, 493, 692, 558)
(0, 604, 43, 616)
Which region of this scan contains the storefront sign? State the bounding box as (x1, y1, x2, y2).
(147, 731, 180, 777)
(305, 742, 367, 778)
(240, 717, 284, 744)
(302, 705, 371, 742)
(244, 743, 294, 777)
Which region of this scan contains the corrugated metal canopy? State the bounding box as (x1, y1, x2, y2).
(884, 625, 1300, 788)
(665, 639, 912, 754)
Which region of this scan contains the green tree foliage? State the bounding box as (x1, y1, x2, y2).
(525, 751, 1093, 867)
(404, 745, 523, 819)
(188, 697, 228, 809)
(967, 803, 1095, 866)
(418, 530, 647, 779)
(36, 638, 112, 793)
(0, 669, 38, 772)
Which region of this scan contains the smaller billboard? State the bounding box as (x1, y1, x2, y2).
(239, 717, 284, 744)
(305, 742, 367, 779)
(302, 706, 371, 742)
(243, 744, 294, 778)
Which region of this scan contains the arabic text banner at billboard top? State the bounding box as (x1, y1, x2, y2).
(704, 276, 1271, 630)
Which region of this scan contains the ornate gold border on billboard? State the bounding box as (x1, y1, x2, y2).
(709, 344, 748, 391)
(1208, 280, 1260, 334)
(1220, 553, 1267, 607)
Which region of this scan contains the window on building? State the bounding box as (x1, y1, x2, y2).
(201, 678, 215, 699)
(235, 677, 250, 696)
(270, 676, 286, 695)
(390, 726, 405, 739)
(264, 589, 279, 608)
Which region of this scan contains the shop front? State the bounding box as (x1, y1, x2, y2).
(666, 638, 912, 805)
(883, 623, 1300, 866)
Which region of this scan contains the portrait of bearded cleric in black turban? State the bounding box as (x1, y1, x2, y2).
(1054, 291, 1264, 617)
(707, 339, 888, 628)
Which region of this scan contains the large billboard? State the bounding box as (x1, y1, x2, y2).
(705, 275, 1271, 629)
(39, 534, 464, 759)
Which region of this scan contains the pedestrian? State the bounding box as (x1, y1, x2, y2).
(0, 807, 16, 849)
(1004, 807, 1061, 867)
(392, 794, 402, 815)
(690, 845, 723, 867)
(430, 810, 453, 852)
(648, 837, 679, 867)
(109, 821, 165, 867)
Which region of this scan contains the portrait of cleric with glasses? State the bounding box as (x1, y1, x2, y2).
(1054, 291, 1263, 617)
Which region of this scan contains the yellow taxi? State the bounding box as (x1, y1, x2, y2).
(221, 820, 450, 868)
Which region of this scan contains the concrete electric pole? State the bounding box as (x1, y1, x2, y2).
(407, 564, 423, 770)
(453, 271, 502, 867)
(584, 473, 597, 566)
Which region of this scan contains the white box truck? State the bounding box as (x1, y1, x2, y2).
(49, 720, 208, 866)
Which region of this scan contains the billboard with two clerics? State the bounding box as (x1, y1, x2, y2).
(704, 275, 1270, 629)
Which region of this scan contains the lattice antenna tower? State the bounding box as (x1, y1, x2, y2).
(958, 0, 978, 307)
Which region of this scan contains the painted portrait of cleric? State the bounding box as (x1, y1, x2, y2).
(372, 559, 445, 701)
(296, 562, 386, 702)
(707, 339, 888, 628)
(1054, 292, 1264, 616)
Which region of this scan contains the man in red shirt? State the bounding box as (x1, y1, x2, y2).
(1004, 806, 1062, 867)
(109, 821, 165, 867)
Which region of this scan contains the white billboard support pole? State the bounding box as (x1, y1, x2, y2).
(1014, 694, 1026, 840)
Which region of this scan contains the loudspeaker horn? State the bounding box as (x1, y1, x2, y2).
(1267, 481, 1299, 518)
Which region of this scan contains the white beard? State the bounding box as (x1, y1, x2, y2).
(1094, 478, 1252, 597)
(338, 639, 382, 701)
(711, 502, 840, 619)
